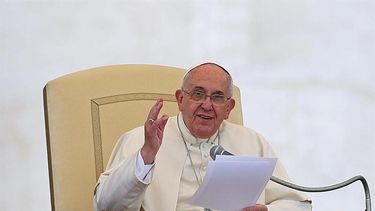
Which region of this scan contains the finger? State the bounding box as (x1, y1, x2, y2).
(158, 114, 169, 131)
(152, 114, 169, 131)
(146, 99, 163, 123)
(151, 114, 168, 130)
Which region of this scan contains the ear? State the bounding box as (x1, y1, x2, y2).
(175, 89, 184, 111)
(224, 98, 235, 119)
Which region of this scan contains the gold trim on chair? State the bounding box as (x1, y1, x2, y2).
(43, 86, 56, 211)
(91, 93, 177, 179)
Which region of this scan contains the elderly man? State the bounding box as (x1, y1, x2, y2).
(94, 63, 311, 211)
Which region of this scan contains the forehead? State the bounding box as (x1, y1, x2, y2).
(185, 64, 230, 92)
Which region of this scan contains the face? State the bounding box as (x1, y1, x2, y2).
(175, 64, 235, 138)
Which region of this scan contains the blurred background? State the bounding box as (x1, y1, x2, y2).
(0, 1, 374, 210)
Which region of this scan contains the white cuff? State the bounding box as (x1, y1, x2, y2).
(135, 150, 155, 184)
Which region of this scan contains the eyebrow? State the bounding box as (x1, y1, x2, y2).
(192, 86, 225, 95)
(192, 86, 205, 91)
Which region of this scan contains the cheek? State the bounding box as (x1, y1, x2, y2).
(218, 108, 229, 120)
(178, 102, 183, 111)
(180, 98, 190, 112)
(187, 103, 200, 113)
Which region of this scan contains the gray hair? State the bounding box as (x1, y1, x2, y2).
(182, 62, 233, 97)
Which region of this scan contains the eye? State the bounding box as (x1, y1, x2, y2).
(211, 94, 225, 102)
(193, 91, 205, 99)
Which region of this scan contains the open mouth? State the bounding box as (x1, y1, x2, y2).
(197, 114, 214, 120)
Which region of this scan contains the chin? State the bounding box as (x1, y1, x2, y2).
(193, 129, 215, 139)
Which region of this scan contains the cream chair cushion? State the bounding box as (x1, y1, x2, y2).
(43, 64, 243, 210)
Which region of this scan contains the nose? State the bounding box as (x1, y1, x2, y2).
(200, 95, 213, 111)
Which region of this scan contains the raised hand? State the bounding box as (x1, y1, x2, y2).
(141, 99, 169, 164)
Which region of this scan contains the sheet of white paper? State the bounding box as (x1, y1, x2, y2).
(189, 155, 277, 211)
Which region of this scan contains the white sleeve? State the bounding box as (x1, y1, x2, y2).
(136, 150, 155, 183)
(94, 129, 154, 211)
(94, 152, 148, 210)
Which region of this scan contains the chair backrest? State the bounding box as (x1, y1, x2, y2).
(43, 64, 243, 210)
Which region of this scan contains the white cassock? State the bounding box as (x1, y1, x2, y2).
(94, 114, 312, 211)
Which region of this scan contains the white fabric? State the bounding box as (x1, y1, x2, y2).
(176, 114, 218, 210)
(94, 115, 312, 211)
(135, 151, 154, 183)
